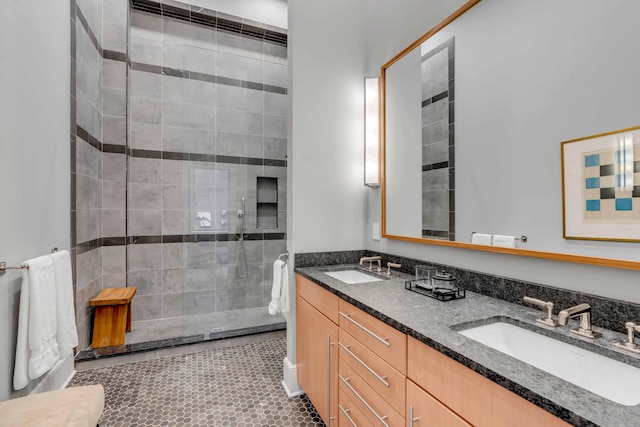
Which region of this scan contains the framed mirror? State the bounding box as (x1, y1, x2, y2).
(381, 0, 640, 269)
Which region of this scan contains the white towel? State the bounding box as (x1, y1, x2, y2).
(14, 255, 61, 390)
(279, 264, 289, 316)
(50, 250, 78, 358)
(268, 260, 286, 315)
(471, 233, 492, 245)
(493, 234, 516, 248)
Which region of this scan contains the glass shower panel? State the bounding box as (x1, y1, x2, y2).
(125, 39, 283, 348)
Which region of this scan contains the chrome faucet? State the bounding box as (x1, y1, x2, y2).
(523, 296, 557, 327)
(557, 303, 602, 339)
(359, 256, 382, 272)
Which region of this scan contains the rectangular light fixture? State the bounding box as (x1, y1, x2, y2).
(365, 77, 380, 187)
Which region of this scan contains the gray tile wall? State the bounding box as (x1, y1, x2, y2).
(74, 0, 104, 350)
(72, 1, 288, 348)
(73, 0, 130, 350)
(127, 9, 288, 323)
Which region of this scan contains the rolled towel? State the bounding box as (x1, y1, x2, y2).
(493, 234, 516, 248)
(471, 233, 492, 245)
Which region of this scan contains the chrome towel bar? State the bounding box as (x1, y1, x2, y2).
(277, 251, 289, 262)
(471, 232, 527, 243)
(0, 248, 59, 275)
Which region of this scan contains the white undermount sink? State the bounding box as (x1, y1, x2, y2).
(458, 321, 640, 406)
(324, 269, 384, 284)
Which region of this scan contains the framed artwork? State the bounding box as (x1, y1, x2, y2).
(562, 125, 640, 242)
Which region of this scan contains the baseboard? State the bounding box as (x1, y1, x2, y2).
(30, 355, 75, 395)
(281, 356, 303, 397)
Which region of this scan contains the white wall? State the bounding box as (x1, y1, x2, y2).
(285, 0, 367, 383)
(0, 1, 72, 401)
(289, 0, 368, 255)
(366, 0, 468, 75)
(189, 0, 288, 28)
(366, 0, 640, 303)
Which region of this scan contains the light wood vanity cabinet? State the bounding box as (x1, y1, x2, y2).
(297, 275, 571, 427)
(407, 336, 571, 427)
(296, 275, 339, 425)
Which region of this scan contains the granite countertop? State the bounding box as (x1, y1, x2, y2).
(295, 264, 640, 427)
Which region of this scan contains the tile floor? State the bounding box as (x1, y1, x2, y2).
(70, 334, 323, 426)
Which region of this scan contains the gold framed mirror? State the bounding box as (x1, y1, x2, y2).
(381, 0, 640, 270)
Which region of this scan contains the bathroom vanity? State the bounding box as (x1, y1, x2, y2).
(294, 265, 640, 427)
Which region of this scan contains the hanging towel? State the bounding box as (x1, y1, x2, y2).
(50, 250, 78, 358)
(279, 263, 289, 317)
(268, 260, 286, 315)
(493, 234, 516, 248)
(471, 233, 492, 245)
(14, 255, 61, 390)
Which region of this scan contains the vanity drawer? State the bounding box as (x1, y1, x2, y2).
(339, 359, 404, 427)
(339, 300, 406, 374)
(339, 390, 373, 427)
(296, 274, 339, 324)
(406, 379, 471, 427)
(339, 329, 405, 415)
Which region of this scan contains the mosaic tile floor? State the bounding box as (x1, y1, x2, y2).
(70, 337, 324, 426)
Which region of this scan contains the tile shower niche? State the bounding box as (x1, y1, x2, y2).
(257, 177, 278, 229)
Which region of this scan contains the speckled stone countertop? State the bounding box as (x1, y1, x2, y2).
(295, 265, 640, 427)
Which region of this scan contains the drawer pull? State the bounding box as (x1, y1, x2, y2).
(339, 374, 390, 427)
(409, 405, 419, 426)
(339, 404, 358, 427)
(339, 342, 390, 387)
(328, 336, 335, 425)
(339, 312, 391, 347)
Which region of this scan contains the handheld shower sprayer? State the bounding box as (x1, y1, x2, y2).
(237, 197, 245, 217)
(235, 197, 248, 278)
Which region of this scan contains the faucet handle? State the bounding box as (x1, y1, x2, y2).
(613, 321, 640, 354)
(523, 296, 557, 327)
(384, 262, 401, 276)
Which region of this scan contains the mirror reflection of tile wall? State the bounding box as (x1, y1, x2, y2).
(421, 37, 455, 241)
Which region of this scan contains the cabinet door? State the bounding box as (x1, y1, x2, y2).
(406, 379, 471, 427)
(297, 296, 339, 426)
(407, 337, 571, 427)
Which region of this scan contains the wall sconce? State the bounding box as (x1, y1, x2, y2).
(364, 77, 380, 188)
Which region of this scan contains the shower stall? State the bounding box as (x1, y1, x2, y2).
(72, 0, 288, 355)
